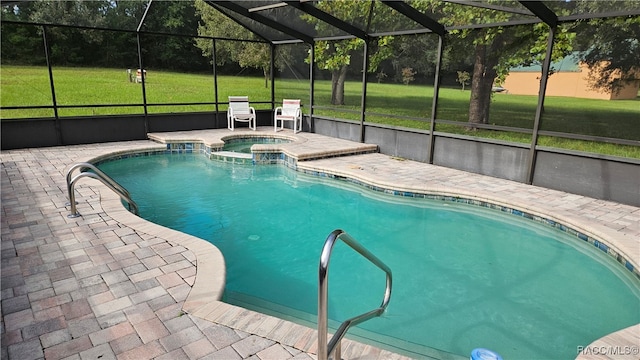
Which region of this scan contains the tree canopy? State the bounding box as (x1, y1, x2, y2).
(1, 0, 209, 71)
(575, 15, 640, 94)
(301, 1, 395, 105)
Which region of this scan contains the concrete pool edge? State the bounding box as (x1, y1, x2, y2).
(81, 134, 639, 359)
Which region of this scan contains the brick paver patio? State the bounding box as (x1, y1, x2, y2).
(2, 128, 638, 360)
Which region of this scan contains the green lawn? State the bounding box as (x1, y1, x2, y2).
(2, 65, 639, 158)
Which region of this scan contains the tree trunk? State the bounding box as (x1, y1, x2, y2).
(331, 66, 348, 105)
(263, 67, 269, 88)
(468, 43, 499, 127)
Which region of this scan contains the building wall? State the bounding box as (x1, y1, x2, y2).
(612, 80, 640, 99)
(502, 64, 639, 100)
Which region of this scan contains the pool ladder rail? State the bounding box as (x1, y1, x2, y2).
(318, 229, 393, 360)
(65, 162, 139, 218)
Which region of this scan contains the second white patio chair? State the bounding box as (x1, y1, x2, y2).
(227, 96, 256, 131)
(274, 99, 302, 133)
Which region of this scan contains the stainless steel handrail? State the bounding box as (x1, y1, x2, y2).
(318, 229, 392, 360)
(65, 162, 138, 218)
(66, 162, 131, 198)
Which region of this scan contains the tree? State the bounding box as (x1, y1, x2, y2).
(138, 1, 209, 72)
(311, 38, 362, 105)
(100, 1, 147, 68)
(456, 71, 470, 90)
(27, 0, 109, 28)
(25, 0, 111, 66)
(401, 67, 416, 85)
(415, 1, 575, 126)
(2, 0, 209, 70)
(236, 42, 272, 88)
(567, 0, 640, 93)
(303, 1, 394, 105)
(1, 2, 45, 65)
(386, 34, 441, 84)
(574, 15, 640, 94)
(194, 0, 273, 87)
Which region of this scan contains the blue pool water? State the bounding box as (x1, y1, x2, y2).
(98, 153, 640, 359)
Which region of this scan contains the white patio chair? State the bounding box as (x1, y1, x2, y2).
(274, 99, 302, 133)
(227, 96, 256, 131)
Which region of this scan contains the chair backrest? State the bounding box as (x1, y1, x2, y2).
(229, 96, 251, 114)
(281, 99, 301, 116)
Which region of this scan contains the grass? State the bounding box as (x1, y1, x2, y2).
(0, 66, 275, 116)
(2, 65, 639, 158)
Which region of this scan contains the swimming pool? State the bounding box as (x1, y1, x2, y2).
(98, 153, 640, 359)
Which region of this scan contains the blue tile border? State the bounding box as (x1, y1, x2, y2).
(92, 146, 640, 282)
(93, 150, 169, 166)
(626, 261, 635, 272)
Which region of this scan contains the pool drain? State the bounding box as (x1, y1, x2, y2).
(248, 235, 260, 241)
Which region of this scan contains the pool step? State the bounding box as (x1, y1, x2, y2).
(209, 151, 253, 164)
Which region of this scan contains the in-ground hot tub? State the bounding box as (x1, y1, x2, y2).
(221, 136, 292, 154)
(208, 135, 296, 165)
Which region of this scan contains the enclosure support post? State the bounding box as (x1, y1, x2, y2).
(137, 0, 153, 32)
(136, 0, 153, 134)
(212, 39, 219, 125)
(428, 35, 444, 164)
(136, 33, 149, 134)
(309, 43, 315, 133)
(526, 26, 556, 184)
(42, 25, 62, 145)
(359, 40, 370, 143)
(270, 43, 276, 113)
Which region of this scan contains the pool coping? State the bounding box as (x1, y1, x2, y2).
(85, 128, 638, 359)
(147, 128, 379, 163)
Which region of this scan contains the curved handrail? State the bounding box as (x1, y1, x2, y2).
(66, 162, 131, 199)
(318, 229, 392, 360)
(66, 162, 138, 218)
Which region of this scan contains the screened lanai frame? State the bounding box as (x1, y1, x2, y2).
(209, 1, 640, 177)
(1, 0, 639, 182)
(0, 6, 274, 121)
